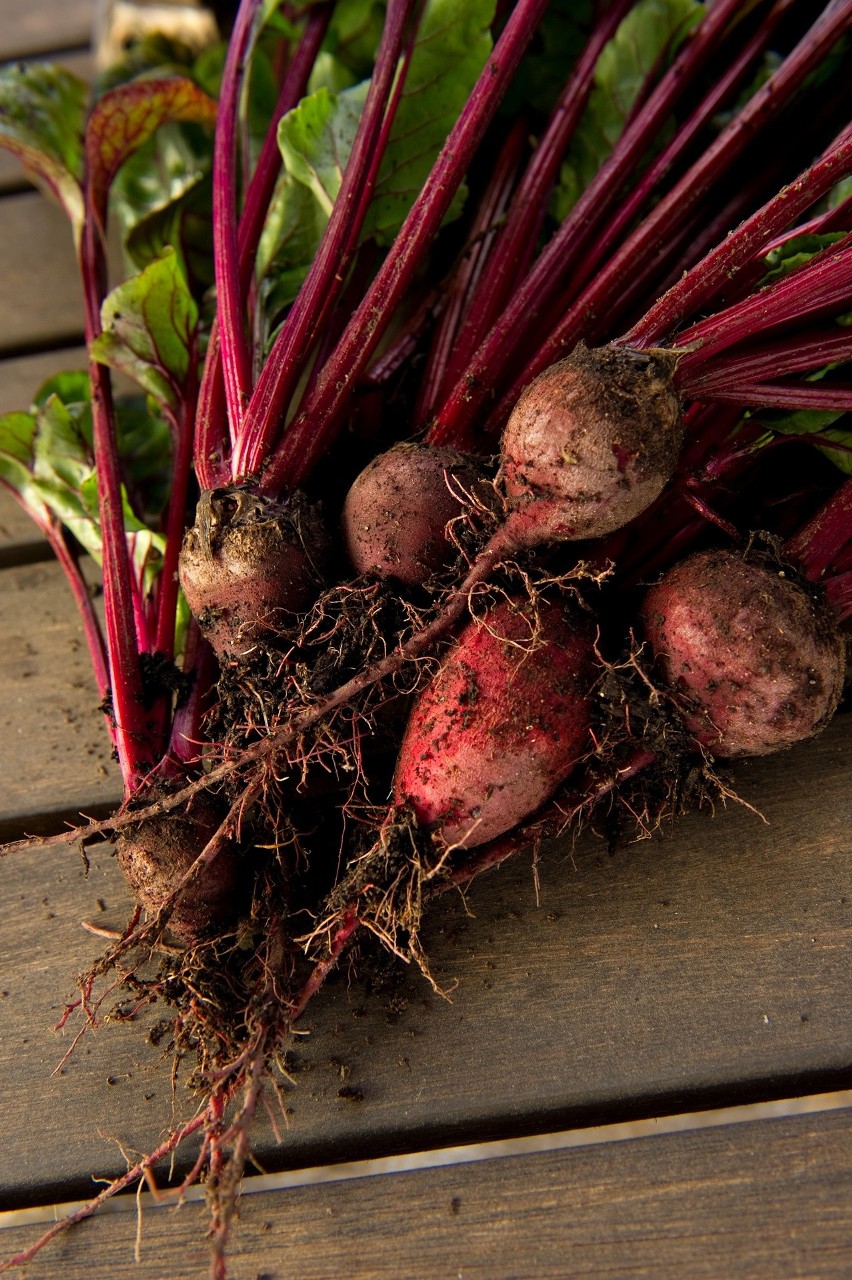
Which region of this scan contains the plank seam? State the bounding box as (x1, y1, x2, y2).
(1, 1091, 850, 1231)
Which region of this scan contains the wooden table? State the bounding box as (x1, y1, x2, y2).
(0, 4, 850, 1275)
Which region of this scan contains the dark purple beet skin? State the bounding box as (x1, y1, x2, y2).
(640, 550, 846, 757)
(394, 598, 596, 848)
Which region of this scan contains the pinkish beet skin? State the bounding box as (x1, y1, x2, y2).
(501, 343, 682, 546)
(641, 550, 845, 757)
(342, 443, 494, 586)
(394, 599, 595, 848)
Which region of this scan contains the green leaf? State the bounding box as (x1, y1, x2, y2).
(0, 63, 86, 227)
(79, 472, 165, 596)
(0, 412, 51, 526)
(760, 232, 847, 286)
(257, 169, 328, 312)
(31, 370, 91, 411)
(757, 406, 852, 476)
(267, 0, 495, 292)
(277, 83, 365, 219)
(30, 394, 103, 558)
(827, 175, 852, 211)
(90, 247, 199, 409)
(364, 0, 496, 245)
(500, 0, 593, 122)
(553, 0, 705, 220)
(85, 77, 217, 223)
(111, 121, 213, 287)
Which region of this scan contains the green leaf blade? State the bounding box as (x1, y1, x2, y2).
(0, 63, 86, 227)
(90, 247, 199, 409)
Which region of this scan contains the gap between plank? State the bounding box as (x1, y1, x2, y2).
(2, 1090, 850, 1231)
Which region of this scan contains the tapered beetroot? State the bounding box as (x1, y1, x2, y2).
(394, 598, 596, 848)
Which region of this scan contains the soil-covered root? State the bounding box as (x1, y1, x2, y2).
(640, 548, 846, 757)
(500, 343, 683, 546)
(117, 790, 244, 944)
(179, 485, 329, 660)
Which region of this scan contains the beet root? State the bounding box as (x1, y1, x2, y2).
(500, 343, 683, 547)
(394, 598, 596, 848)
(640, 550, 846, 758)
(179, 486, 328, 659)
(342, 443, 494, 586)
(117, 792, 242, 944)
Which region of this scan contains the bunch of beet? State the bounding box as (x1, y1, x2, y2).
(1, 0, 851, 1274)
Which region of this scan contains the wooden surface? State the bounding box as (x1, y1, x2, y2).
(0, 5, 850, 1278)
(3, 1107, 851, 1279)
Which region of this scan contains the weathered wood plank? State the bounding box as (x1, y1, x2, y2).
(2, 1107, 850, 1278)
(0, 0, 92, 62)
(0, 561, 119, 834)
(0, 659, 848, 1200)
(0, 194, 84, 355)
(0, 347, 90, 563)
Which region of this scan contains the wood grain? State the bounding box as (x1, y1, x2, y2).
(0, 194, 84, 356)
(0, 560, 119, 834)
(2, 1107, 850, 1279)
(0, 0, 92, 61)
(0, 643, 848, 1201)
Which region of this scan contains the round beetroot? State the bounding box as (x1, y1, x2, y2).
(394, 599, 595, 848)
(501, 343, 682, 547)
(179, 486, 328, 659)
(117, 791, 242, 944)
(640, 550, 846, 758)
(342, 443, 494, 586)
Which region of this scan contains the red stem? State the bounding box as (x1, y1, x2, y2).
(439, 0, 636, 393)
(673, 235, 852, 368)
(427, 0, 750, 447)
(79, 209, 153, 787)
(785, 475, 852, 580)
(154, 373, 199, 659)
(457, 6, 852, 448)
(195, 4, 332, 488)
(567, 0, 797, 304)
(414, 117, 528, 427)
(212, 0, 263, 441)
(262, 0, 552, 494)
(685, 327, 852, 394)
(239, 0, 419, 480)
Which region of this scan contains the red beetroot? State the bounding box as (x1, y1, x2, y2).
(640, 550, 846, 758)
(500, 344, 683, 547)
(179, 486, 328, 659)
(394, 598, 596, 848)
(342, 443, 494, 586)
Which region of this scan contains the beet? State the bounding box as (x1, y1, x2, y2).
(500, 343, 683, 547)
(341, 443, 494, 586)
(179, 486, 328, 659)
(640, 550, 846, 757)
(117, 791, 241, 944)
(394, 598, 595, 848)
